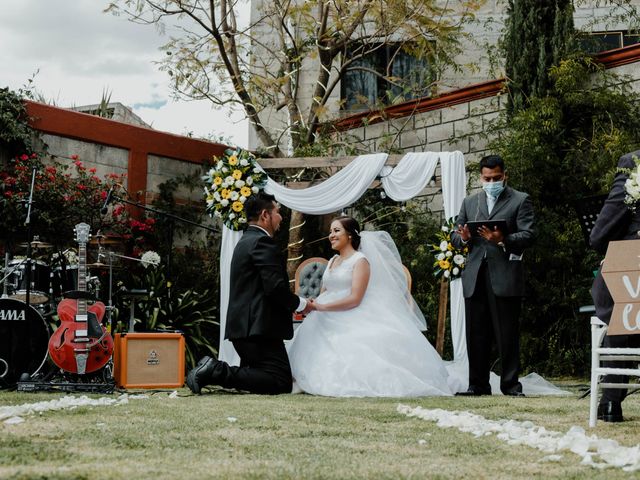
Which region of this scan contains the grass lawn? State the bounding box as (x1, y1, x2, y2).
(1, 381, 639, 479)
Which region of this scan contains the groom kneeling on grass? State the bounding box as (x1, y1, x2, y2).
(187, 192, 312, 395)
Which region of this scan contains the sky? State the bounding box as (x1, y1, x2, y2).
(0, 0, 248, 147)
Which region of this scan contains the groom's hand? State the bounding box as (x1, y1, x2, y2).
(301, 299, 314, 315)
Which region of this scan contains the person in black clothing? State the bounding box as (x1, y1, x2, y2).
(186, 193, 311, 394)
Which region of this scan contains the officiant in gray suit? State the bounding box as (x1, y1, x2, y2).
(451, 154, 536, 396)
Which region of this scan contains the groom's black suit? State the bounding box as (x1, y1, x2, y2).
(221, 225, 301, 394)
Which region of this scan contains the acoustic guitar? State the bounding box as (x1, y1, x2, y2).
(48, 223, 114, 374)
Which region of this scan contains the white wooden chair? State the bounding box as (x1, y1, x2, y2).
(589, 315, 640, 427)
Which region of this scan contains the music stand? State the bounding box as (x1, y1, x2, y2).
(574, 194, 608, 246)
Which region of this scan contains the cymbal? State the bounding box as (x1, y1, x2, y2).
(17, 240, 53, 249)
(88, 235, 124, 246)
(86, 262, 121, 270)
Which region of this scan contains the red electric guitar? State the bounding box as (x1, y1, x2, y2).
(48, 223, 114, 374)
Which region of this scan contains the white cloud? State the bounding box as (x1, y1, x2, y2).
(0, 0, 248, 147)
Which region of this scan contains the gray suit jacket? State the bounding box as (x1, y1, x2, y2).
(590, 150, 640, 323)
(451, 186, 536, 298)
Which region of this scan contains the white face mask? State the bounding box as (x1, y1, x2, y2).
(482, 180, 504, 198)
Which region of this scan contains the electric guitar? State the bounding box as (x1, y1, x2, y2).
(48, 223, 113, 374)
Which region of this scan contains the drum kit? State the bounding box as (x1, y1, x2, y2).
(0, 232, 124, 391)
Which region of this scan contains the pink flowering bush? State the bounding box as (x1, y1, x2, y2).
(0, 152, 154, 248)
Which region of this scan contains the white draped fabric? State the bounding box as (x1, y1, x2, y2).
(440, 152, 469, 389)
(218, 151, 467, 369)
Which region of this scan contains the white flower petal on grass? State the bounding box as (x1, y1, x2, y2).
(4, 416, 24, 425)
(227, 416, 238, 423)
(168, 391, 179, 399)
(397, 404, 640, 472)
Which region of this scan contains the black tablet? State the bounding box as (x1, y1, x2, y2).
(466, 220, 508, 237)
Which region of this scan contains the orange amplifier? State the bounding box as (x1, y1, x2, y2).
(113, 332, 185, 389)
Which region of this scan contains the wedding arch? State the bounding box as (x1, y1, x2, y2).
(217, 151, 468, 378)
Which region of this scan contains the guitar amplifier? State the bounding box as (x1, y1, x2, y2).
(113, 333, 185, 389)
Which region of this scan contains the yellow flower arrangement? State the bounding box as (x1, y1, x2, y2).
(429, 217, 468, 280)
(203, 148, 268, 230)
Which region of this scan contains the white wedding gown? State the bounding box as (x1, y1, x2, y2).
(287, 243, 461, 397)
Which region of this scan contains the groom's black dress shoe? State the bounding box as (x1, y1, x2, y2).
(504, 390, 526, 397)
(186, 356, 217, 394)
(455, 387, 492, 396)
(597, 401, 624, 423)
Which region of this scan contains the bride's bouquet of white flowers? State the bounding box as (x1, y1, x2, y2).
(203, 148, 268, 230)
(619, 155, 640, 212)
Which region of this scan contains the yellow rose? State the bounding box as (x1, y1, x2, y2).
(221, 189, 231, 199)
(232, 169, 242, 180)
(228, 155, 238, 166)
(438, 260, 450, 270)
(213, 176, 223, 185)
(232, 201, 244, 212)
(240, 186, 252, 197)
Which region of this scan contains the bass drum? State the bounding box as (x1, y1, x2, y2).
(0, 298, 50, 388)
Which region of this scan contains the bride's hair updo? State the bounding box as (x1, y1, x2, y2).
(333, 216, 361, 250)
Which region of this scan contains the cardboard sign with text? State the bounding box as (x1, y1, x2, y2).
(602, 239, 640, 335)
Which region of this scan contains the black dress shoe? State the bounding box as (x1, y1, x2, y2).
(455, 387, 491, 396)
(186, 356, 216, 394)
(504, 390, 526, 397)
(597, 401, 623, 423)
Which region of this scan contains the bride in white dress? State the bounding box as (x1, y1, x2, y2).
(287, 216, 461, 397)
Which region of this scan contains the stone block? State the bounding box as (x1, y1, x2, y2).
(426, 122, 454, 143)
(441, 103, 470, 123)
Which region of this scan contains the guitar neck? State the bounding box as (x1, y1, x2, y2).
(77, 242, 87, 315)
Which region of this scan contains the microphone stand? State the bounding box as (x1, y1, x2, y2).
(108, 193, 217, 299)
(23, 166, 38, 309)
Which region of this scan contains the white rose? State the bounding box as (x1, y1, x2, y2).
(222, 167, 228, 173)
(230, 191, 239, 201)
(229, 213, 236, 219)
(225, 176, 234, 184)
(238, 217, 247, 223)
(252, 186, 259, 194)
(221, 199, 229, 207)
(216, 161, 223, 170)
(437, 253, 445, 261)
(453, 254, 464, 266)
(445, 251, 452, 257)
(253, 167, 263, 173)
(240, 158, 249, 166)
(452, 267, 460, 275)
(246, 177, 253, 186)
(439, 241, 449, 251)
(235, 179, 245, 188)
(443, 270, 450, 278)
(240, 196, 246, 203)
